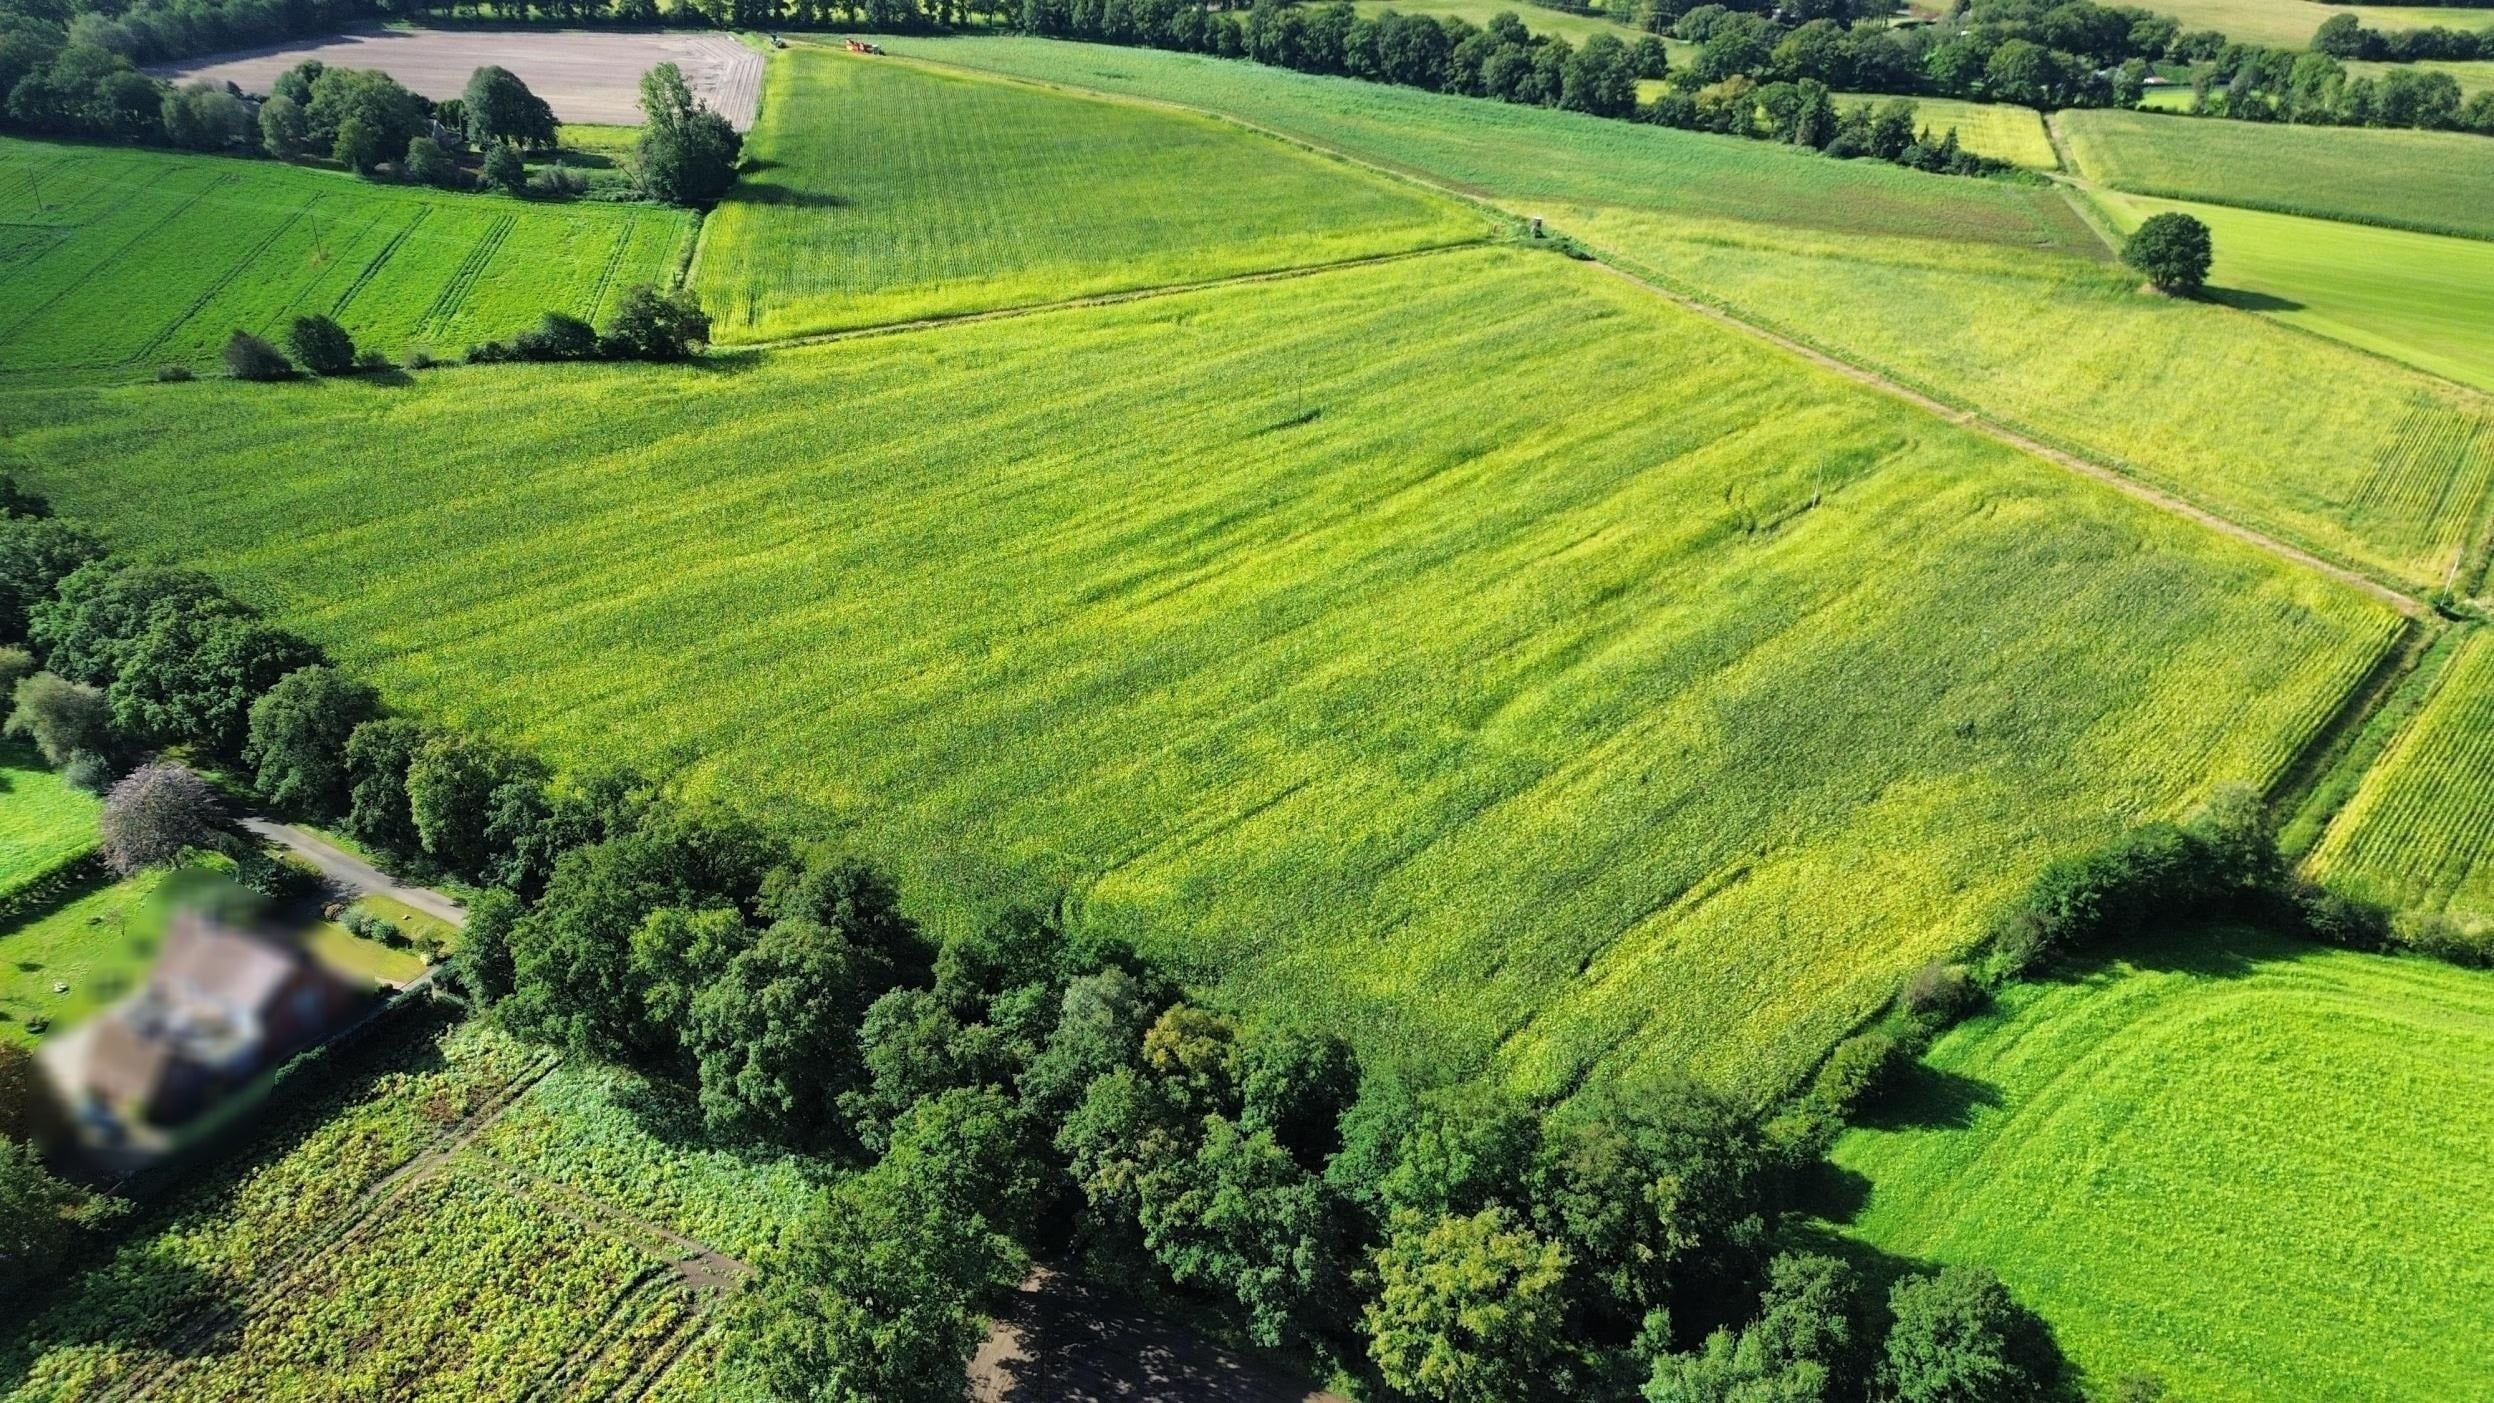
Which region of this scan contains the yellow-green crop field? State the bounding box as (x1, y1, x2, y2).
(690, 48, 1485, 341)
(2344, 55, 2494, 95)
(0, 1015, 798, 1401)
(2058, 109, 2494, 241)
(1565, 207, 2494, 589)
(1836, 93, 2059, 170)
(0, 247, 2400, 1099)
(2137, 0, 2494, 50)
(2310, 628, 2494, 922)
(1831, 926, 2494, 1400)
(2088, 189, 2494, 396)
(0, 137, 692, 382)
(889, 38, 2100, 254)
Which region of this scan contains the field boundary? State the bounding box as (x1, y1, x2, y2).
(884, 48, 2426, 617)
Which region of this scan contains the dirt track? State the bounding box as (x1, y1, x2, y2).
(153, 29, 761, 130)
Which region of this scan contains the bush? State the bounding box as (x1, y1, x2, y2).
(223, 330, 293, 381)
(2391, 911, 2494, 968)
(61, 749, 113, 795)
(232, 847, 315, 899)
(512, 312, 600, 362)
(600, 285, 710, 362)
(154, 364, 194, 383)
(341, 905, 407, 947)
(353, 348, 392, 374)
(481, 142, 528, 194)
(403, 134, 459, 188)
(287, 315, 357, 377)
(528, 166, 588, 199)
(407, 349, 439, 371)
(1806, 1031, 1897, 1117)
(1901, 961, 1978, 1023)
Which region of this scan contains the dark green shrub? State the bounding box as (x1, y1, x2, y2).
(2122, 212, 2213, 296)
(1902, 961, 1978, 1023)
(223, 330, 293, 381)
(512, 312, 599, 362)
(287, 315, 356, 377)
(481, 142, 527, 194)
(154, 364, 193, 383)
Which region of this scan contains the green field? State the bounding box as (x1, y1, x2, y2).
(1831, 927, 2494, 1400)
(2309, 628, 2494, 921)
(0, 137, 693, 381)
(1838, 93, 2059, 169)
(2089, 190, 2494, 395)
(0, 869, 162, 1045)
(2139, 0, 2494, 49)
(891, 39, 2099, 254)
(690, 48, 1484, 341)
(2059, 109, 2494, 241)
(2345, 55, 2494, 95)
(0, 247, 2400, 1099)
(0, 742, 97, 903)
(1350, 0, 1645, 43)
(1566, 207, 2494, 589)
(0, 1015, 793, 1401)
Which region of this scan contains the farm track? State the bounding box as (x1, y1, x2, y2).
(880, 52, 2429, 618)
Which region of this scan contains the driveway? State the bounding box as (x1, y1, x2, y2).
(240, 819, 467, 928)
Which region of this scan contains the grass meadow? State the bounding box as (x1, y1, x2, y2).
(1348, 0, 1644, 43)
(0, 248, 2400, 1099)
(2309, 628, 2494, 923)
(1567, 207, 2494, 590)
(0, 137, 692, 381)
(689, 48, 1485, 341)
(2058, 110, 2494, 241)
(1837, 93, 2059, 169)
(2136, 0, 2494, 49)
(2344, 55, 2494, 95)
(0, 742, 97, 902)
(890, 38, 2101, 254)
(0, 1016, 797, 1401)
(0, 870, 160, 1046)
(2088, 190, 2494, 395)
(1830, 926, 2494, 1400)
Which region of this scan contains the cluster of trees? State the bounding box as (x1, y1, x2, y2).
(2315, 12, 2494, 61)
(2186, 37, 2493, 130)
(464, 285, 713, 364)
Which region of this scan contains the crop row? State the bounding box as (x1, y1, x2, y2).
(2347, 401, 2494, 576)
(2308, 629, 2494, 920)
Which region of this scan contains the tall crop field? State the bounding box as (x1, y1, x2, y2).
(2088, 190, 2494, 395)
(1836, 93, 2059, 169)
(2059, 109, 2494, 241)
(2308, 628, 2494, 922)
(690, 47, 1485, 341)
(0, 137, 692, 381)
(886, 38, 2100, 254)
(1831, 926, 2494, 1400)
(0, 248, 2399, 1099)
(1566, 208, 2494, 590)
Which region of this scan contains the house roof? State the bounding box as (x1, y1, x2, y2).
(155, 910, 301, 1016)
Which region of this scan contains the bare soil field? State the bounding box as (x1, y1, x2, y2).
(153, 28, 761, 129)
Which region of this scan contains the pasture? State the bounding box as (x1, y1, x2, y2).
(1831, 926, 2494, 1400)
(2309, 628, 2494, 923)
(2135, 0, 2494, 50)
(2344, 55, 2494, 95)
(889, 38, 2101, 254)
(2057, 109, 2494, 241)
(0, 137, 692, 381)
(155, 28, 764, 129)
(0, 248, 2400, 1099)
(0, 870, 160, 1046)
(2088, 190, 2494, 395)
(690, 48, 1484, 341)
(1349, 0, 1645, 43)
(0, 1015, 801, 1400)
(1837, 93, 2059, 169)
(0, 743, 96, 904)
(1566, 206, 2494, 590)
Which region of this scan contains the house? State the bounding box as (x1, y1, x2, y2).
(76, 908, 363, 1128)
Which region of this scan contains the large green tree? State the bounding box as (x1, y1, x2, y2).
(687, 916, 899, 1144)
(461, 65, 557, 150)
(635, 62, 742, 207)
(1364, 1205, 1574, 1403)
(2122, 212, 2213, 296)
(243, 665, 379, 818)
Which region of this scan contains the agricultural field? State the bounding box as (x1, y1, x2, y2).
(2308, 628, 2494, 922)
(1831, 926, 2494, 1400)
(0, 248, 2401, 1099)
(1565, 207, 2494, 589)
(2136, 0, 2494, 49)
(2057, 109, 2494, 241)
(690, 48, 1484, 340)
(2087, 190, 2494, 395)
(0, 137, 693, 382)
(2344, 55, 2494, 94)
(1349, 0, 1647, 43)
(890, 38, 2101, 254)
(1837, 93, 2059, 169)
(155, 28, 764, 129)
(0, 743, 97, 903)
(0, 869, 162, 1046)
(0, 1014, 793, 1401)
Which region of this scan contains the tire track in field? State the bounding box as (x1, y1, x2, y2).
(123, 194, 326, 367)
(0, 171, 232, 345)
(417, 211, 516, 341)
(331, 205, 432, 321)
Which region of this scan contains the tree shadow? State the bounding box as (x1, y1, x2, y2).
(0, 1244, 236, 1394)
(686, 350, 769, 376)
(740, 181, 849, 209)
(2208, 286, 2304, 313)
(974, 1267, 1341, 1403)
(1775, 1222, 2083, 1401)
(1851, 1061, 2003, 1133)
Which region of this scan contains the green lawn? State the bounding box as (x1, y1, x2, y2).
(2344, 55, 2494, 95)
(1837, 93, 2059, 170)
(2136, 0, 2494, 49)
(0, 742, 98, 904)
(1566, 206, 2494, 590)
(890, 38, 2100, 255)
(2090, 189, 2494, 395)
(0, 248, 2398, 1100)
(2059, 109, 2494, 241)
(1831, 926, 2494, 1400)
(0, 136, 693, 381)
(689, 46, 1486, 341)
(1349, 0, 1646, 43)
(2309, 628, 2494, 922)
(0, 869, 164, 1046)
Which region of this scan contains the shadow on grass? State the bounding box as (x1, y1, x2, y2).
(0, 1245, 235, 1396)
(2208, 286, 2304, 314)
(738, 181, 850, 210)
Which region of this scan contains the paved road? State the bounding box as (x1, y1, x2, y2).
(241, 818, 467, 928)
